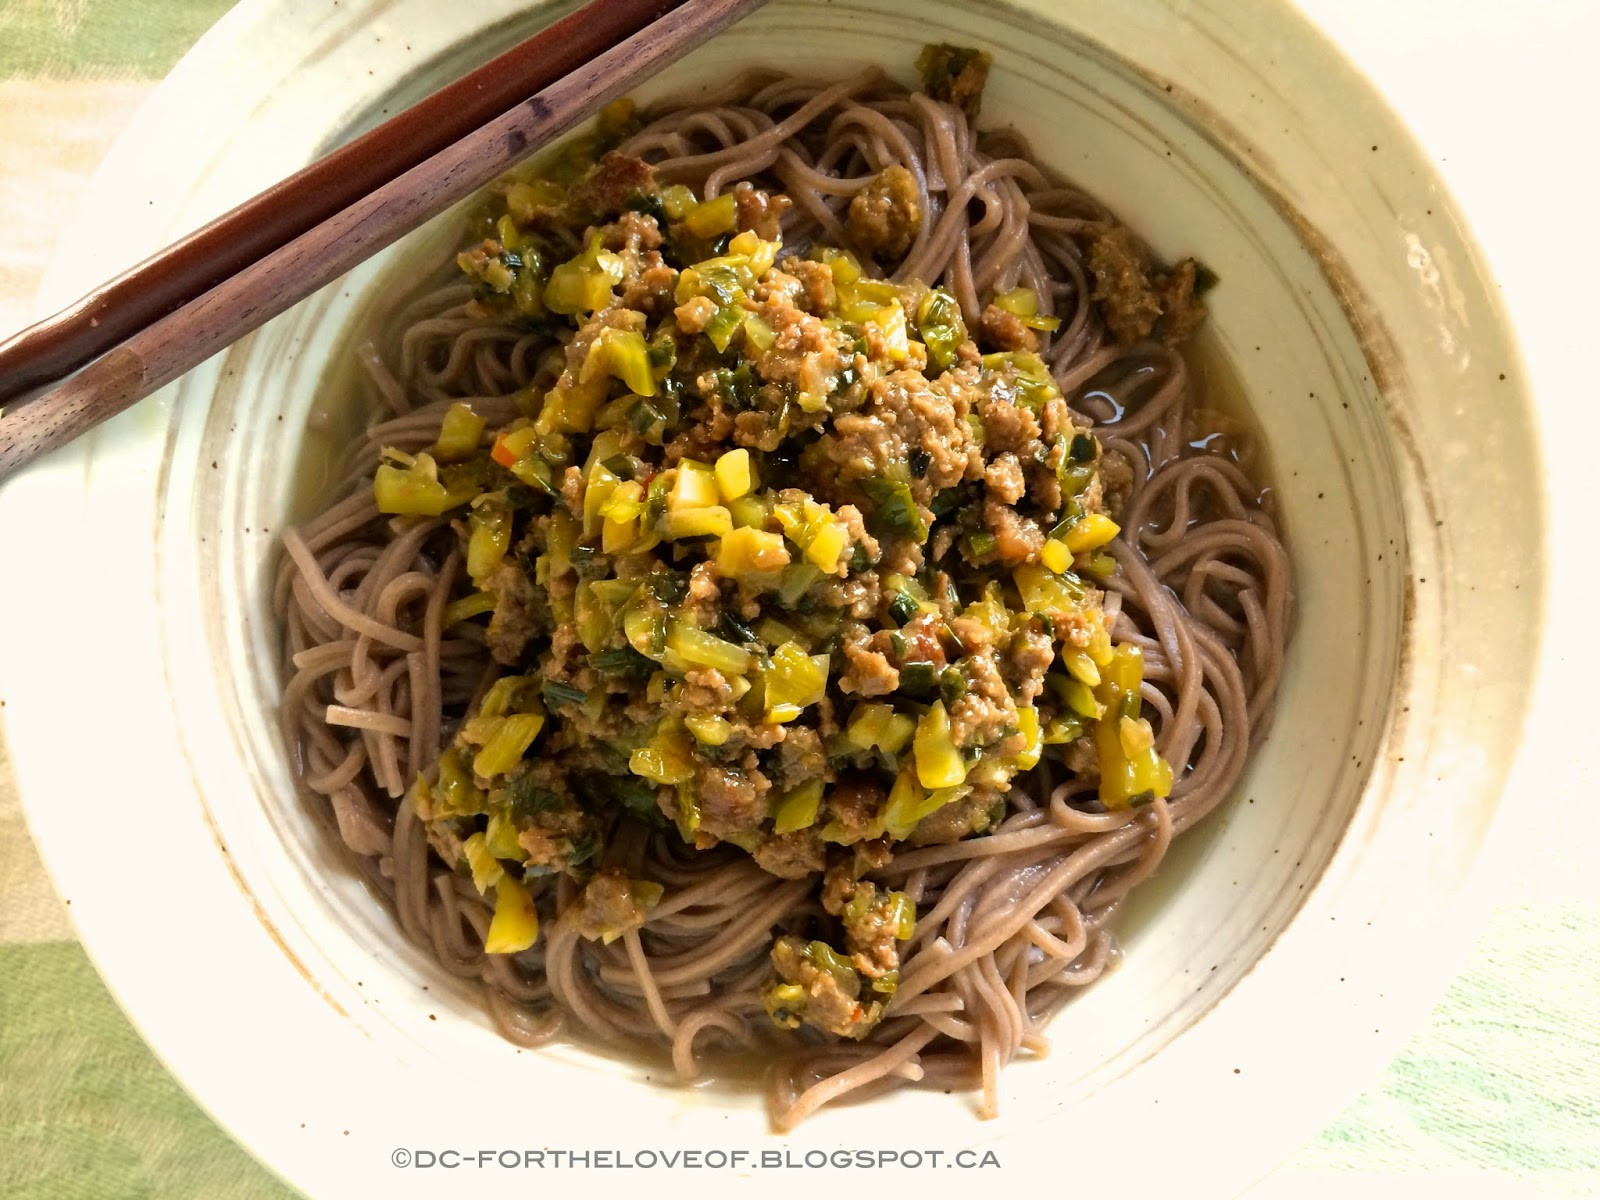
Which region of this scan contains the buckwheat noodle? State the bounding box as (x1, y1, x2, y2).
(275, 68, 1291, 1129)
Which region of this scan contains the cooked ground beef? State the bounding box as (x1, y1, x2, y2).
(847, 166, 922, 261)
(568, 867, 657, 941)
(977, 303, 1039, 352)
(753, 829, 825, 879)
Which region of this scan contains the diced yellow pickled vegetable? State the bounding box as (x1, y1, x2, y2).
(805, 519, 848, 572)
(484, 876, 539, 954)
(663, 505, 734, 539)
(1012, 706, 1042, 770)
(373, 451, 480, 516)
(668, 622, 752, 675)
(1056, 681, 1107, 720)
(462, 831, 505, 894)
(580, 327, 657, 397)
(883, 768, 966, 840)
(714, 448, 753, 501)
(467, 501, 512, 584)
(478, 674, 540, 720)
(433, 402, 486, 461)
(727, 229, 780, 275)
(1063, 650, 1101, 688)
(1012, 562, 1083, 618)
(660, 184, 696, 220)
(1039, 538, 1072, 574)
(685, 712, 733, 746)
(728, 494, 769, 529)
(763, 642, 829, 722)
(820, 246, 861, 285)
(1086, 613, 1114, 666)
(869, 300, 911, 363)
(544, 236, 625, 315)
(669, 460, 718, 510)
(757, 617, 799, 646)
(485, 810, 523, 860)
(716, 525, 789, 576)
(847, 703, 916, 755)
(1065, 513, 1120, 554)
(629, 728, 695, 785)
(772, 779, 824, 834)
(914, 701, 968, 789)
(623, 599, 667, 659)
(583, 464, 620, 537)
(742, 314, 777, 353)
(471, 713, 545, 778)
(994, 286, 1040, 318)
(682, 191, 738, 237)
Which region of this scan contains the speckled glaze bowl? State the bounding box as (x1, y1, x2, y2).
(0, 2, 1543, 1197)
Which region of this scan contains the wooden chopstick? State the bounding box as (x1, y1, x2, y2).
(0, 0, 686, 403)
(0, 0, 770, 481)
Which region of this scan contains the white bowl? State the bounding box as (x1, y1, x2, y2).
(0, 1, 1544, 1196)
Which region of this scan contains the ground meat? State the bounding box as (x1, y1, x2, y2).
(675, 295, 717, 333)
(559, 464, 585, 513)
(977, 303, 1039, 352)
(569, 151, 657, 220)
(781, 256, 837, 314)
(769, 936, 871, 1038)
(732, 409, 784, 452)
(1086, 225, 1207, 347)
(816, 572, 882, 620)
(840, 637, 900, 697)
(1087, 225, 1162, 344)
(696, 761, 769, 839)
(733, 181, 791, 240)
(775, 726, 826, 790)
(568, 867, 655, 941)
(984, 451, 1027, 504)
(824, 776, 886, 843)
(1099, 450, 1134, 516)
(753, 829, 825, 879)
(619, 263, 678, 316)
(486, 561, 543, 664)
(946, 650, 1020, 751)
(979, 388, 1043, 456)
(1025, 460, 1063, 514)
(984, 498, 1044, 566)
(918, 44, 991, 120)
(685, 561, 721, 626)
(747, 293, 851, 400)
(597, 210, 664, 284)
(1153, 258, 1207, 345)
(513, 781, 600, 872)
(821, 859, 856, 915)
(839, 881, 903, 979)
(819, 368, 981, 504)
(424, 819, 466, 868)
(1062, 734, 1098, 778)
(847, 165, 921, 261)
(677, 666, 734, 716)
(1005, 626, 1054, 705)
(908, 788, 1005, 846)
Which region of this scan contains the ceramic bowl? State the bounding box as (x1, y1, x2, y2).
(0, 1, 1543, 1196)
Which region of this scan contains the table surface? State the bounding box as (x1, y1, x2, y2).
(1, 2, 1596, 1197)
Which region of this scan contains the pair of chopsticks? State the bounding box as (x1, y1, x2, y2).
(0, 0, 770, 482)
